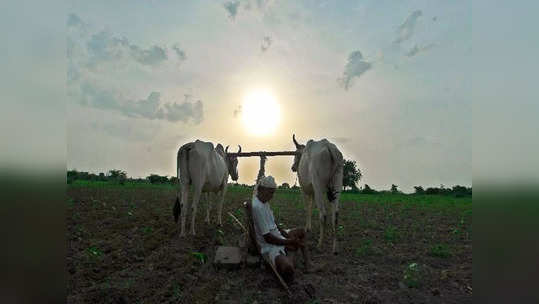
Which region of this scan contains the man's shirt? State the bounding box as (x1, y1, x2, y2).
(251, 195, 286, 255)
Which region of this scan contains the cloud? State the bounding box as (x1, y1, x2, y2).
(223, 0, 270, 20)
(67, 13, 86, 31)
(124, 92, 165, 120)
(67, 14, 198, 123)
(261, 36, 272, 52)
(68, 14, 184, 68)
(248, 0, 270, 11)
(338, 50, 372, 90)
(85, 30, 168, 67)
(233, 105, 242, 117)
(172, 44, 186, 61)
(224, 1, 241, 19)
(394, 10, 422, 44)
(77, 81, 203, 123)
(130, 45, 168, 66)
(163, 97, 203, 124)
(406, 43, 436, 57)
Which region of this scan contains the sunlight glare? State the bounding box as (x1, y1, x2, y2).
(241, 89, 280, 136)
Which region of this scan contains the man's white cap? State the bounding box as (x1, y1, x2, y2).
(259, 176, 277, 189)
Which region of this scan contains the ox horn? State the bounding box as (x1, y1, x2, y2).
(293, 134, 301, 148)
(225, 145, 229, 153)
(237, 145, 242, 154)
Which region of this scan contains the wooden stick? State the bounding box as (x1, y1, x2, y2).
(263, 253, 292, 297)
(227, 151, 299, 157)
(228, 212, 247, 233)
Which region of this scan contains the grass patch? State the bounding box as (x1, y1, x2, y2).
(355, 239, 376, 256)
(384, 226, 400, 242)
(171, 282, 183, 301)
(403, 262, 423, 288)
(336, 225, 345, 237)
(191, 252, 208, 264)
(360, 219, 378, 229)
(429, 244, 452, 258)
(216, 228, 225, 245)
(87, 246, 102, 258)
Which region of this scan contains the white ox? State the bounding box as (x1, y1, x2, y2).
(291, 135, 344, 253)
(173, 140, 241, 236)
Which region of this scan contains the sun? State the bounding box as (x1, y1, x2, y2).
(241, 89, 280, 136)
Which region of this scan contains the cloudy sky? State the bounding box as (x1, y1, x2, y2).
(67, 0, 471, 192)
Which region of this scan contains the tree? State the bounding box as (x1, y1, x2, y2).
(425, 187, 439, 195)
(280, 182, 290, 189)
(342, 159, 362, 191)
(362, 184, 376, 194)
(67, 170, 79, 184)
(451, 185, 471, 197)
(414, 186, 425, 194)
(147, 174, 168, 184)
(108, 169, 127, 184)
(391, 184, 399, 193)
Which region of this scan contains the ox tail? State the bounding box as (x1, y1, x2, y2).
(174, 143, 192, 222)
(173, 196, 181, 223)
(326, 143, 344, 202)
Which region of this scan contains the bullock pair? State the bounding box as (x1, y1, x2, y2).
(173, 136, 344, 253)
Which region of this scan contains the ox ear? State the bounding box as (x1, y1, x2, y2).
(293, 134, 301, 149)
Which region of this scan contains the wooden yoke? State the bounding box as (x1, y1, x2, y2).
(227, 151, 299, 157)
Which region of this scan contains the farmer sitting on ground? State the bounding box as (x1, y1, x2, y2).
(251, 155, 313, 283)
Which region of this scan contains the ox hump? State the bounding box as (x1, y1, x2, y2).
(194, 139, 214, 150)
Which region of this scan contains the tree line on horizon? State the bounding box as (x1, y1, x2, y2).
(67, 158, 471, 196)
(67, 169, 177, 185)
